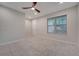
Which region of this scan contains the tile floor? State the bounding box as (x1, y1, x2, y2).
(0, 35, 78, 56)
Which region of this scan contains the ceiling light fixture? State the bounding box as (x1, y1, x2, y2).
(34, 12, 37, 15)
(31, 7, 35, 10)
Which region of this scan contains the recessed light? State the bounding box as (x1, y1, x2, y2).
(31, 7, 35, 10)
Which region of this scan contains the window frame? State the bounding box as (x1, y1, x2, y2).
(47, 15, 67, 34)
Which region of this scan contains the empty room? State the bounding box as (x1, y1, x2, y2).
(0, 2, 79, 56)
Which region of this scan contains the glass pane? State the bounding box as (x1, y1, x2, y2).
(56, 17, 62, 25)
(48, 18, 55, 25)
(56, 17, 60, 25)
(48, 26, 55, 32)
(56, 15, 67, 25)
(55, 24, 67, 33)
(63, 16, 67, 24)
(56, 15, 67, 33)
(60, 18, 63, 24)
(61, 15, 67, 24)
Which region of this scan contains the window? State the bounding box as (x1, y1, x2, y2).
(47, 15, 67, 34)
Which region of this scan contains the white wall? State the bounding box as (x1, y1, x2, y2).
(32, 6, 78, 44)
(0, 5, 26, 44)
(25, 20, 32, 36)
(77, 5, 79, 44)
